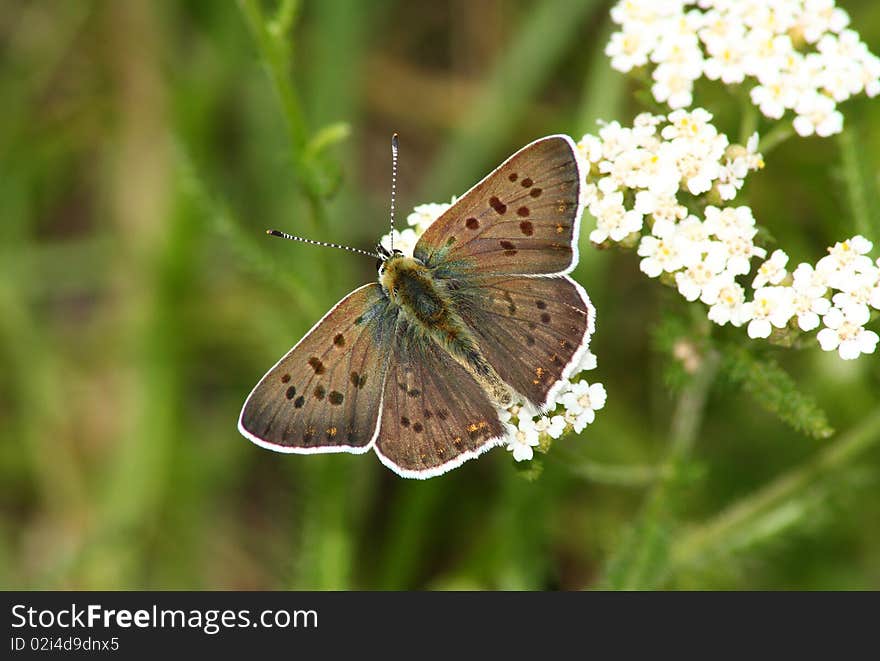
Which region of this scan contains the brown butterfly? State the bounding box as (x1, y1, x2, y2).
(238, 135, 595, 478)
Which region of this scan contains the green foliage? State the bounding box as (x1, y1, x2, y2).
(719, 345, 835, 440)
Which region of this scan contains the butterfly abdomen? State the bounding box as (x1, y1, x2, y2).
(381, 256, 512, 407)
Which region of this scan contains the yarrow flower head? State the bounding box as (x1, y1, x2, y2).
(607, 0, 880, 137)
(578, 109, 879, 360)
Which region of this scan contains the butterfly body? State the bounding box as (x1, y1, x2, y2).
(239, 135, 595, 478)
(380, 254, 512, 407)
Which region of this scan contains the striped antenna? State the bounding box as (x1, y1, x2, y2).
(265, 229, 382, 260)
(390, 133, 399, 252)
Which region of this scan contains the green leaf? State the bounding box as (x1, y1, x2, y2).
(720, 345, 834, 440)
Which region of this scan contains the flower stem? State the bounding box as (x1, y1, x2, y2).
(757, 122, 794, 155)
(236, 0, 327, 228)
(838, 124, 879, 239)
(668, 407, 880, 575)
(597, 350, 720, 589)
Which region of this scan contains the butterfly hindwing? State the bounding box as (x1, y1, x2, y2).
(414, 135, 583, 276)
(453, 274, 594, 410)
(374, 320, 506, 478)
(238, 283, 398, 453)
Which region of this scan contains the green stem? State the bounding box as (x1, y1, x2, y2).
(564, 458, 665, 487)
(668, 407, 880, 575)
(838, 125, 878, 239)
(758, 122, 794, 155)
(598, 350, 720, 589)
(237, 0, 326, 227)
(738, 96, 758, 146)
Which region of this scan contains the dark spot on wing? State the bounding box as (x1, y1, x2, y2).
(285, 386, 297, 400)
(308, 357, 325, 374)
(541, 312, 551, 324)
(519, 220, 533, 235)
(314, 385, 325, 400)
(489, 196, 507, 215)
(521, 177, 533, 187)
(530, 187, 542, 198)
(408, 388, 421, 398)
(536, 300, 547, 309)
(508, 172, 518, 182)
(401, 416, 410, 428)
(413, 422, 424, 433)
(294, 395, 305, 408)
(465, 217, 480, 230)
(333, 333, 345, 348)
(499, 240, 517, 256)
(526, 335, 536, 346)
(354, 316, 363, 325)
(517, 207, 530, 218)
(329, 391, 344, 405)
(281, 374, 291, 383)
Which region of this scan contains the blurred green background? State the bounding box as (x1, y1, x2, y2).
(2, 0, 879, 590)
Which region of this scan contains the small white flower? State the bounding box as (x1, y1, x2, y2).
(576, 350, 598, 372)
(675, 253, 726, 302)
(560, 381, 606, 434)
(589, 191, 644, 243)
(744, 286, 794, 339)
(831, 266, 880, 320)
(504, 418, 541, 462)
(817, 305, 879, 360)
(379, 228, 419, 257)
(705, 275, 751, 327)
(638, 235, 683, 278)
(791, 263, 832, 331)
(534, 415, 567, 440)
(752, 249, 790, 288)
(406, 201, 452, 234)
(793, 92, 844, 137)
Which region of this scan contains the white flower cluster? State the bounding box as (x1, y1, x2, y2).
(579, 108, 880, 359)
(606, 0, 880, 137)
(501, 354, 606, 463)
(379, 204, 607, 464)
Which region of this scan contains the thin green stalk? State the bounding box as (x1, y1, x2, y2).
(566, 460, 665, 487)
(758, 122, 794, 155)
(598, 350, 720, 589)
(838, 124, 879, 239)
(738, 96, 758, 146)
(237, 0, 326, 227)
(669, 407, 880, 575)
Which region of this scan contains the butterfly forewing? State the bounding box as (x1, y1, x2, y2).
(239, 284, 398, 453)
(374, 320, 505, 478)
(454, 275, 594, 410)
(414, 135, 583, 276)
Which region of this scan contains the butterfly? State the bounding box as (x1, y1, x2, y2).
(238, 134, 595, 479)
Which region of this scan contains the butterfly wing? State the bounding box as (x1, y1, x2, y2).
(453, 274, 594, 410)
(374, 319, 506, 478)
(414, 135, 583, 276)
(238, 283, 398, 454)
(416, 134, 593, 410)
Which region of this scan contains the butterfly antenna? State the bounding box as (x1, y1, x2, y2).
(390, 132, 399, 252)
(265, 229, 382, 260)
